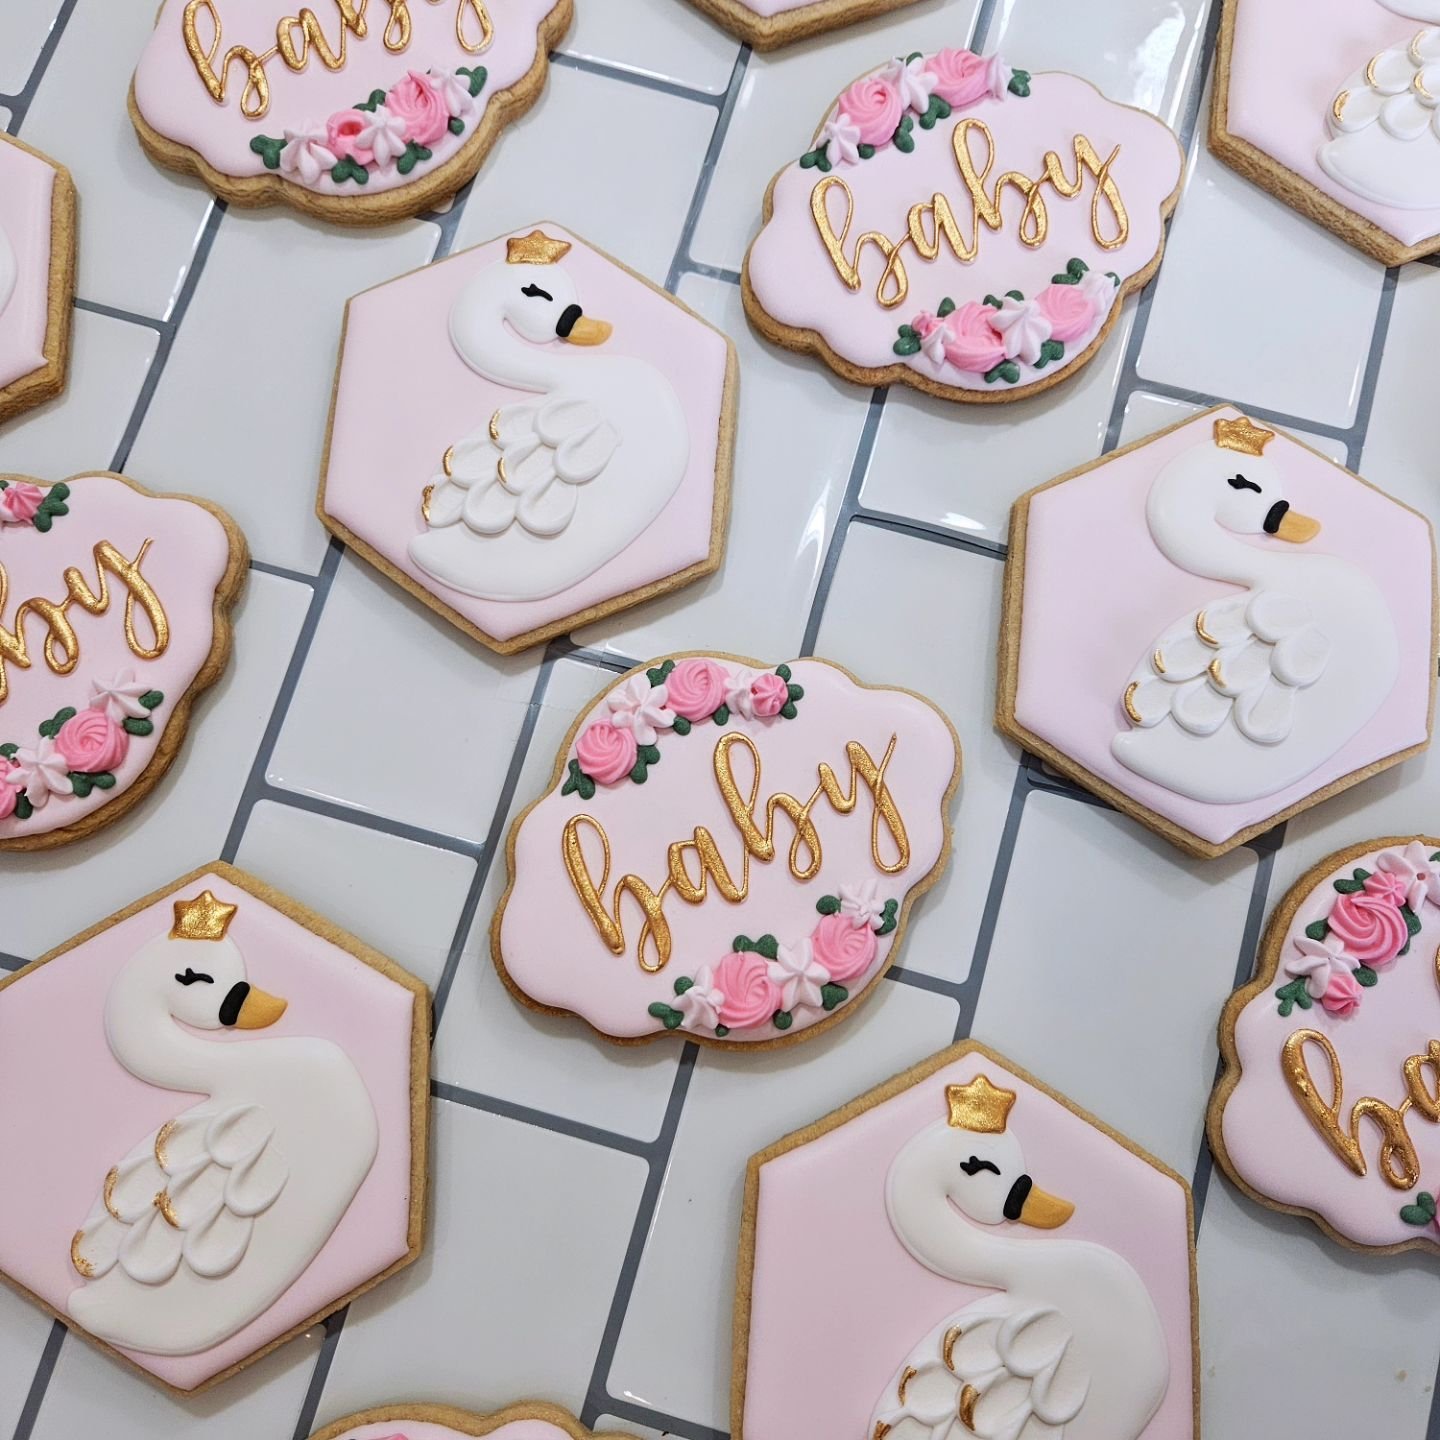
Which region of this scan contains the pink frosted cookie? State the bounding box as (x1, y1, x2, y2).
(129, 0, 571, 223)
(999, 407, 1437, 858)
(742, 48, 1183, 402)
(0, 473, 247, 851)
(1211, 835, 1440, 1254)
(319, 225, 736, 654)
(0, 134, 75, 423)
(683, 0, 923, 51)
(736, 1039, 1198, 1439)
(311, 1401, 639, 1440)
(0, 864, 429, 1392)
(494, 654, 961, 1047)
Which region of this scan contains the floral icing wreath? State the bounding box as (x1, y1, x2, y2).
(251, 66, 488, 188)
(1274, 842, 1440, 1019)
(560, 657, 806, 799)
(0, 479, 68, 532)
(800, 49, 1030, 172)
(893, 259, 1120, 385)
(648, 881, 900, 1037)
(1, 670, 164, 823)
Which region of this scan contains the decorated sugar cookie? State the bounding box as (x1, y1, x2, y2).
(0, 473, 247, 851)
(494, 654, 960, 1047)
(310, 1401, 639, 1440)
(742, 48, 1183, 402)
(319, 226, 736, 654)
(0, 135, 75, 423)
(1213, 0, 1440, 263)
(0, 864, 429, 1392)
(735, 1039, 1198, 1438)
(683, 0, 923, 51)
(998, 407, 1437, 858)
(1210, 835, 1440, 1253)
(129, 0, 571, 223)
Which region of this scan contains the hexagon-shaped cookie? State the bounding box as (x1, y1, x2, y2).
(0, 134, 75, 422)
(735, 1039, 1198, 1440)
(0, 863, 429, 1394)
(684, 0, 922, 50)
(318, 224, 736, 654)
(311, 1401, 640, 1440)
(999, 406, 1437, 858)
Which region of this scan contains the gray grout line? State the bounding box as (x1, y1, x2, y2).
(10, 1321, 64, 1440)
(290, 1308, 350, 1440)
(71, 297, 166, 334)
(550, 49, 732, 109)
(242, 783, 487, 859)
(248, 557, 323, 588)
(0, 951, 27, 971)
(1344, 263, 1401, 471)
(3, 0, 79, 135)
(849, 505, 1007, 562)
(432, 1079, 653, 1159)
(599, 1397, 728, 1440)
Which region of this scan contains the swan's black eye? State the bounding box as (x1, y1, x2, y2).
(521, 284, 553, 301)
(1227, 474, 1262, 493)
(175, 968, 214, 986)
(960, 1155, 1001, 1177)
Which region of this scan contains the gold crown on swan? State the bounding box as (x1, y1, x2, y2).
(1213, 415, 1275, 457)
(170, 890, 239, 942)
(506, 230, 572, 266)
(946, 1075, 1016, 1133)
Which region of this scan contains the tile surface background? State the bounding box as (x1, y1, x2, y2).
(1, 2, 1437, 1437)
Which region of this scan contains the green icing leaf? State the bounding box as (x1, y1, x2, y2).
(733, 934, 755, 952)
(1400, 1192, 1437, 1225)
(984, 361, 1021, 385)
(139, 690, 164, 710)
(1005, 289, 1024, 302)
(672, 715, 692, 736)
(1008, 69, 1031, 97)
(918, 93, 952, 130)
(857, 143, 876, 160)
(32, 511, 52, 534)
(1333, 878, 1364, 894)
(396, 141, 433, 176)
(892, 114, 916, 153)
(459, 65, 487, 97)
(14, 793, 32, 821)
(648, 1002, 684, 1031)
(715, 1024, 730, 1037)
(1034, 338, 1065, 370)
(448, 116, 466, 136)
(756, 934, 779, 961)
(1305, 919, 1330, 941)
(122, 717, 154, 738)
(38, 707, 76, 739)
(816, 894, 840, 915)
(780, 703, 798, 720)
(250, 135, 285, 170)
(937, 297, 956, 319)
(773, 1011, 794, 1031)
(787, 683, 804, 701)
(776, 664, 792, 681)
(713, 704, 730, 726)
(821, 984, 848, 1012)
(1067, 257, 1089, 279)
(893, 335, 922, 357)
(1355, 965, 1379, 987)
(639, 743, 661, 765)
(1275, 978, 1313, 1017)
(982, 294, 1002, 309)
(0, 742, 15, 759)
(331, 156, 370, 186)
(629, 757, 649, 784)
(674, 976, 694, 996)
(1402, 903, 1422, 937)
(877, 899, 900, 937)
(354, 88, 387, 113)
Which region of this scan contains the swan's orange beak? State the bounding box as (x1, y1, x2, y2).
(1276, 509, 1321, 543)
(565, 314, 612, 346)
(235, 986, 288, 1029)
(1018, 1182, 1075, 1229)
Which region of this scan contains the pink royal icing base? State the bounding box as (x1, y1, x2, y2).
(497, 658, 958, 1042)
(0, 476, 237, 844)
(0, 873, 417, 1391)
(341, 1423, 575, 1440)
(1224, 0, 1440, 250)
(1012, 409, 1435, 849)
(0, 141, 55, 392)
(322, 227, 729, 645)
(1221, 843, 1440, 1250)
(744, 68, 1182, 389)
(132, 0, 562, 197)
(743, 1050, 1194, 1439)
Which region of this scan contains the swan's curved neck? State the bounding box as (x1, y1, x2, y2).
(1147, 487, 1281, 590)
(459, 314, 593, 394)
(106, 995, 246, 1095)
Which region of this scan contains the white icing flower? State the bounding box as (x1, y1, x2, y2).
(725, 668, 759, 721)
(985, 53, 1014, 100)
(606, 674, 675, 747)
(429, 67, 476, 119)
(1376, 841, 1440, 912)
(819, 111, 863, 167)
(839, 878, 887, 931)
(883, 54, 938, 114)
(9, 737, 71, 810)
(675, 964, 725, 1032)
(90, 668, 151, 723)
(278, 120, 338, 186)
(989, 295, 1053, 366)
(1286, 935, 1355, 998)
(357, 106, 410, 169)
(919, 317, 950, 366)
(767, 938, 830, 1013)
(1078, 269, 1119, 312)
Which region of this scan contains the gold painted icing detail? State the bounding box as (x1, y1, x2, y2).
(488, 410, 502, 444)
(1411, 31, 1429, 66)
(942, 1324, 963, 1371)
(1416, 68, 1437, 103)
(1151, 648, 1166, 676)
(103, 1167, 123, 1221)
(959, 1384, 980, 1430)
(946, 1075, 1016, 1133)
(170, 890, 238, 941)
(1333, 90, 1350, 125)
(1122, 681, 1144, 726)
(506, 230, 572, 266)
(1213, 414, 1275, 456)
(70, 1231, 94, 1278)
(1194, 610, 1220, 647)
(1207, 657, 1226, 689)
(155, 1190, 182, 1228)
(1367, 51, 1384, 88)
(496, 455, 515, 493)
(872, 1425, 891, 1440)
(154, 1118, 177, 1171)
(897, 1366, 918, 1404)
(443, 445, 456, 478)
(420, 484, 434, 523)
(456, 0, 493, 52)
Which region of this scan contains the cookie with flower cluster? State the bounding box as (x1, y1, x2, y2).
(743, 46, 1184, 402)
(493, 653, 961, 1048)
(128, 0, 571, 223)
(0, 473, 247, 851)
(309, 1401, 640, 1440)
(1211, 835, 1440, 1253)
(681, 0, 923, 50)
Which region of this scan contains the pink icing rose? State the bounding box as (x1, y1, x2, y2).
(0, 760, 17, 820)
(924, 48, 990, 108)
(54, 707, 130, 774)
(940, 302, 1007, 373)
(750, 672, 790, 718)
(714, 950, 782, 1029)
(836, 74, 905, 146)
(810, 911, 879, 983)
(575, 721, 637, 786)
(665, 659, 730, 721)
(1363, 869, 1410, 906)
(1328, 881, 1409, 966)
(326, 110, 375, 166)
(1320, 970, 1362, 1017)
(1035, 282, 1098, 344)
(0, 482, 43, 525)
(384, 70, 450, 147)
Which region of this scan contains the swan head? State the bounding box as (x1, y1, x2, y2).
(888, 1075, 1075, 1240)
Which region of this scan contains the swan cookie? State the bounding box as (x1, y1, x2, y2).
(0, 134, 75, 423)
(0, 864, 429, 1392)
(998, 406, 1437, 858)
(129, 0, 571, 223)
(735, 1039, 1198, 1439)
(309, 1401, 640, 1440)
(1211, 835, 1440, 1254)
(1212, 0, 1440, 263)
(494, 654, 960, 1047)
(682, 0, 923, 51)
(742, 48, 1183, 403)
(319, 225, 736, 653)
(0, 473, 247, 851)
